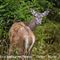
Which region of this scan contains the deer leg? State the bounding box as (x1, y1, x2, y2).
(8, 45, 13, 56)
(19, 48, 24, 60)
(24, 38, 29, 60)
(28, 36, 35, 52)
(7, 45, 13, 60)
(25, 38, 29, 55)
(28, 36, 35, 60)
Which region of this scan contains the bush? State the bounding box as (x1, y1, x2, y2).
(0, 0, 60, 57)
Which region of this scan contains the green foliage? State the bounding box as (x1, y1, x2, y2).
(32, 20, 60, 55)
(0, 0, 60, 58)
(0, 0, 53, 39)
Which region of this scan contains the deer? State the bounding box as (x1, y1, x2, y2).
(8, 9, 49, 60)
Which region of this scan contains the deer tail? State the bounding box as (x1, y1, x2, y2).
(28, 36, 35, 52)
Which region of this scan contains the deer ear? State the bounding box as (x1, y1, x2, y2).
(30, 8, 37, 16)
(41, 10, 50, 17)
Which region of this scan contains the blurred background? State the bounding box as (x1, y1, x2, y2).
(0, 0, 60, 60)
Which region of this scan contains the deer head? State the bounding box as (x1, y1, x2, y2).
(28, 9, 50, 30)
(30, 9, 49, 24)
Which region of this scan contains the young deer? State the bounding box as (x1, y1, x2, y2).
(8, 22, 35, 55)
(8, 9, 49, 59)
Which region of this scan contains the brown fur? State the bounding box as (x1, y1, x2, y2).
(8, 22, 35, 59)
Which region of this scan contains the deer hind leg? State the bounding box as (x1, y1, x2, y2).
(24, 36, 35, 60)
(25, 38, 29, 55)
(28, 36, 35, 52)
(28, 36, 35, 60)
(23, 37, 29, 60)
(7, 45, 13, 60)
(8, 45, 13, 56)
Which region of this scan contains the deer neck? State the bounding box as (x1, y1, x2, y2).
(28, 17, 42, 30)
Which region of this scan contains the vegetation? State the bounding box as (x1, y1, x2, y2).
(0, 0, 60, 60)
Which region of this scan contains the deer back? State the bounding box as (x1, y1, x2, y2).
(9, 22, 35, 50)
